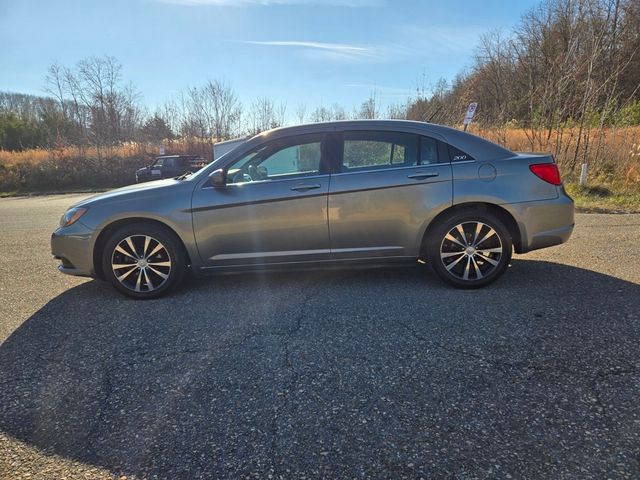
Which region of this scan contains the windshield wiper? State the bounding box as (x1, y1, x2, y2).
(176, 171, 193, 180)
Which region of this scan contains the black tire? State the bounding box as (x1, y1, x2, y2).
(426, 210, 512, 288)
(101, 223, 187, 299)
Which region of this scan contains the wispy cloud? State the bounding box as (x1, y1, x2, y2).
(397, 25, 486, 57)
(243, 40, 367, 55)
(346, 83, 415, 98)
(239, 40, 385, 61)
(158, 0, 383, 6)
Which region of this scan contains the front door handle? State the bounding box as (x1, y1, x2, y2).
(407, 172, 439, 180)
(291, 183, 322, 192)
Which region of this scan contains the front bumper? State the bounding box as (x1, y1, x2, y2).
(51, 221, 96, 277)
(506, 191, 575, 253)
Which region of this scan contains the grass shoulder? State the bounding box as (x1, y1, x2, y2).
(565, 183, 640, 214)
(0, 188, 109, 198)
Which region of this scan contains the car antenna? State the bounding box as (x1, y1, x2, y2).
(427, 106, 442, 123)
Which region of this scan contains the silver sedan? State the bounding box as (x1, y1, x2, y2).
(51, 120, 574, 298)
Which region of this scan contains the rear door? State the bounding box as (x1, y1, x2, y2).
(328, 130, 453, 260)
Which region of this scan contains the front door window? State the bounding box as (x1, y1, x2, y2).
(226, 136, 323, 184)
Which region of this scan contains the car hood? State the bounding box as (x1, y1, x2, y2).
(72, 179, 182, 208)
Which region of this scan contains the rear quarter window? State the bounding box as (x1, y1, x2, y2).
(448, 145, 475, 162)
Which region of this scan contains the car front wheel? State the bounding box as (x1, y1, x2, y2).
(101, 223, 187, 299)
(427, 211, 512, 288)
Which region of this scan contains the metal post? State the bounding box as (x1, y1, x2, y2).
(462, 102, 477, 132)
(579, 163, 588, 187)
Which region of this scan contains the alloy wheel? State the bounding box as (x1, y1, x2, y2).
(439, 221, 503, 281)
(111, 235, 172, 292)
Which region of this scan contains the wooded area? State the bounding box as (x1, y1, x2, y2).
(409, 0, 640, 182)
(0, 0, 638, 193)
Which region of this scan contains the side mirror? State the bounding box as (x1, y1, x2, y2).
(208, 168, 227, 187)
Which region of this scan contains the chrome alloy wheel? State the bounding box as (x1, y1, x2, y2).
(111, 235, 172, 292)
(439, 222, 503, 281)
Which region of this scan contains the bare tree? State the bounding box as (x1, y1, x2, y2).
(44, 56, 143, 152)
(205, 79, 242, 140)
(403, 0, 640, 179)
(310, 105, 332, 123)
(44, 63, 67, 118)
(331, 103, 347, 120)
(355, 92, 379, 119)
(248, 97, 284, 134)
(275, 101, 287, 128)
(387, 102, 408, 119)
(295, 103, 307, 124)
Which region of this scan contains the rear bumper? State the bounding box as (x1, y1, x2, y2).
(51, 222, 96, 277)
(506, 192, 575, 253)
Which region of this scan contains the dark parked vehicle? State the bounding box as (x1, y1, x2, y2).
(52, 120, 574, 299)
(135, 155, 205, 183)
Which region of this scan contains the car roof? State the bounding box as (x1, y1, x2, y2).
(246, 120, 513, 161)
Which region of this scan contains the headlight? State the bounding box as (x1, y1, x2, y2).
(60, 207, 88, 227)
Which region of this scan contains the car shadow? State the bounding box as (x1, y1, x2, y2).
(1, 260, 639, 478)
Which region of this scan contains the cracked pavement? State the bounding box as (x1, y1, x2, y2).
(0, 194, 639, 479)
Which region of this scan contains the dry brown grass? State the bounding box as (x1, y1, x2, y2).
(0, 140, 208, 167)
(469, 125, 640, 188)
(0, 139, 216, 193)
(0, 145, 148, 193)
(1, 129, 639, 193)
(0, 148, 51, 166)
(0, 144, 146, 167)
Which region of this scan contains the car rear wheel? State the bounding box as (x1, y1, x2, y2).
(426, 211, 512, 288)
(101, 223, 187, 299)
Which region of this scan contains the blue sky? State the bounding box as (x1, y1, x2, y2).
(0, 0, 539, 114)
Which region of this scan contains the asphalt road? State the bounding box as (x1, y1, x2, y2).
(1, 194, 639, 479)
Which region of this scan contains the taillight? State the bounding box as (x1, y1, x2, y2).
(529, 163, 562, 185)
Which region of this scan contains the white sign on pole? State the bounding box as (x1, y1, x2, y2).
(159, 145, 166, 155)
(463, 102, 478, 126)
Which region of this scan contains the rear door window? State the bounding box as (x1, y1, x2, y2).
(419, 136, 439, 165)
(341, 131, 417, 171)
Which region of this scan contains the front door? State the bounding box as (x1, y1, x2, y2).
(192, 134, 331, 268)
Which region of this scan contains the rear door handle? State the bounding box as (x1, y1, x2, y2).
(407, 172, 439, 180)
(291, 183, 322, 192)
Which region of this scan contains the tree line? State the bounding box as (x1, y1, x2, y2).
(410, 0, 640, 170)
(1, 0, 639, 170)
(0, 55, 391, 156)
